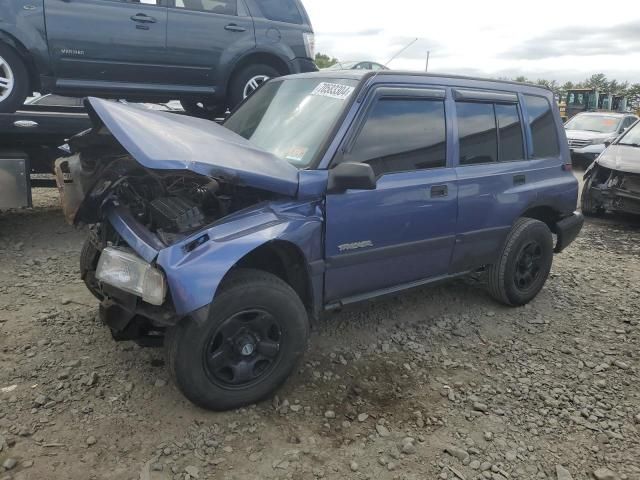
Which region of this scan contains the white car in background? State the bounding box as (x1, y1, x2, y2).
(565, 112, 638, 164)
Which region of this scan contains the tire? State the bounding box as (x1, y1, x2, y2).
(80, 236, 104, 300)
(487, 218, 554, 307)
(165, 268, 309, 411)
(228, 64, 280, 109)
(0, 44, 30, 114)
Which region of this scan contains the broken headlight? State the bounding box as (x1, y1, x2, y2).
(96, 247, 166, 306)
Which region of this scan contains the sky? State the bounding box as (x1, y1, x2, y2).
(303, 0, 640, 84)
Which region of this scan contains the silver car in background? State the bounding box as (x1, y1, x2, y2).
(565, 112, 638, 164)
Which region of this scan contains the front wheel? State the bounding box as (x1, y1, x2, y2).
(165, 269, 309, 411)
(0, 44, 30, 113)
(487, 218, 554, 306)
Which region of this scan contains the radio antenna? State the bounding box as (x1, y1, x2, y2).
(384, 37, 419, 67)
(359, 37, 420, 101)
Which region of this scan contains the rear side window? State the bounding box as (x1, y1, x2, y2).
(346, 98, 447, 176)
(457, 102, 498, 165)
(174, 0, 237, 14)
(524, 95, 560, 158)
(496, 104, 525, 162)
(256, 0, 303, 24)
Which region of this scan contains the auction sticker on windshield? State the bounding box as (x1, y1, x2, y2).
(311, 82, 355, 100)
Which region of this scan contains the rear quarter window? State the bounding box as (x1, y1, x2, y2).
(255, 0, 303, 24)
(524, 94, 560, 158)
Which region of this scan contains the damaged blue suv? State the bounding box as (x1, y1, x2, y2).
(57, 71, 583, 410)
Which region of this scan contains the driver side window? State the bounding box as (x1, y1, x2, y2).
(343, 97, 447, 177)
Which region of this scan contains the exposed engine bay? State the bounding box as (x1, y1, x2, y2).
(584, 164, 640, 215)
(58, 147, 276, 245)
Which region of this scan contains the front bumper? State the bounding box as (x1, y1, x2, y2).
(554, 212, 584, 253)
(590, 186, 640, 215)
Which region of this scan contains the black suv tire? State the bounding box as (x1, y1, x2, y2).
(0, 44, 30, 114)
(487, 218, 554, 306)
(229, 64, 280, 109)
(165, 268, 309, 411)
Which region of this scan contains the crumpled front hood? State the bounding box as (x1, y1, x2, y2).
(84, 97, 300, 197)
(565, 129, 613, 142)
(595, 144, 640, 174)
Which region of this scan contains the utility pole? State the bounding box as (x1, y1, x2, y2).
(426, 51, 430, 72)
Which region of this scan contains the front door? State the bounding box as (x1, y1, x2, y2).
(324, 87, 458, 303)
(44, 0, 169, 85)
(165, 0, 255, 89)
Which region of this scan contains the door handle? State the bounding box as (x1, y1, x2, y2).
(225, 23, 247, 32)
(513, 174, 526, 186)
(430, 185, 448, 198)
(130, 13, 157, 23)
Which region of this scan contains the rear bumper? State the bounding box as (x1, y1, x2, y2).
(554, 212, 584, 253)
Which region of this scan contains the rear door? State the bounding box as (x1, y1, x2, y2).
(44, 0, 169, 85)
(165, 0, 255, 89)
(324, 87, 458, 303)
(451, 90, 562, 273)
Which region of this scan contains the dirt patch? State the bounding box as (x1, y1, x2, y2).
(0, 189, 639, 480)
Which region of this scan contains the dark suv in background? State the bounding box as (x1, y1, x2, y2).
(0, 0, 316, 114)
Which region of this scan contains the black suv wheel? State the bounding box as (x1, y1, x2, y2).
(0, 44, 30, 113)
(487, 218, 554, 306)
(229, 64, 280, 109)
(165, 269, 308, 411)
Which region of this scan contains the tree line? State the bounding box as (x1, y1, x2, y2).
(506, 73, 640, 109)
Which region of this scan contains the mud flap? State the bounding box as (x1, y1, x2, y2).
(554, 212, 584, 253)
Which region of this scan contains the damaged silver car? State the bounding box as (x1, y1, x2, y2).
(582, 117, 640, 216)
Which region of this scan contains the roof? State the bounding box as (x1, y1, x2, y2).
(284, 70, 553, 93)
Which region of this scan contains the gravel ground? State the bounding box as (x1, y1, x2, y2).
(1, 177, 639, 480)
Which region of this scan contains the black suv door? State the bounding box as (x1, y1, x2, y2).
(44, 0, 169, 86)
(164, 0, 255, 89)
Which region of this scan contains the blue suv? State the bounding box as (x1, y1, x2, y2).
(56, 70, 583, 410)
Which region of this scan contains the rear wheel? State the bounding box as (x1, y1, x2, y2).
(0, 44, 30, 113)
(228, 64, 280, 110)
(487, 218, 554, 306)
(165, 269, 308, 411)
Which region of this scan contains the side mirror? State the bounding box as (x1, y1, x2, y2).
(328, 162, 376, 192)
(604, 140, 612, 148)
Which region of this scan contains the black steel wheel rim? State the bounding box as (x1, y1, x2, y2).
(514, 241, 543, 291)
(203, 309, 282, 389)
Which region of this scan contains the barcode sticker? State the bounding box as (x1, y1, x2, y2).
(311, 82, 355, 100)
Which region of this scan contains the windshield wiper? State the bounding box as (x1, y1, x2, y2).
(618, 142, 640, 148)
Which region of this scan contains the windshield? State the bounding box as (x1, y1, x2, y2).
(224, 78, 359, 168)
(565, 115, 621, 133)
(618, 120, 640, 146)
